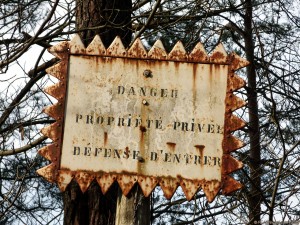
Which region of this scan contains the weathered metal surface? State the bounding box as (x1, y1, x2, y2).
(138, 176, 158, 197)
(148, 40, 167, 59)
(201, 180, 221, 202)
(38, 144, 59, 162)
(47, 41, 69, 60)
(221, 175, 243, 195)
(210, 44, 228, 63)
(75, 171, 95, 192)
(128, 38, 147, 58)
(118, 174, 138, 196)
(107, 36, 126, 56)
(57, 170, 73, 192)
(37, 34, 249, 203)
(223, 135, 245, 153)
(180, 179, 200, 201)
(189, 42, 209, 62)
(168, 41, 188, 61)
(37, 39, 69, 184)
(36, 163, 57, 183)
(96, 173, 116, 194)
(227, 73, 246, 91)
(86, 35, 106, 55)
(159, 177, 179, 199)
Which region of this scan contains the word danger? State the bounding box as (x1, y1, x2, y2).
(117, 86, 178, 98)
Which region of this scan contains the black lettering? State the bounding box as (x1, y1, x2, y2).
(73, 147, 80, 155)
(128, 87, 136, 95)
(204, 156, 212, 165)
(86, 115, 93, 124)
(76, 114, 82, 123)
(171, 89, 178, 98)
(161, 89, 168, 97)
(164, 153, 172, 162)
(208, 124, 215, 133)
(127, 114, 132, 127)
(135, 116, 142, 127)
(198, 123, 205, 132)
(118, 86, 125, 94)
(123, 148, 130, 159)
(173, 154, 181, 163)
(156, 119, 162, 129)
(133, 151, 140, 159)
(150, 152, 158, 161)
(84, 147, 91, 156)
(107, 117, 114, 125)
(96, 116, 104, 124)
(194, 155, 201, 165)
(214, 157, 221, 166)
(139, 87, 146, 96)
(181, 122, 189, 131)
(146, 119, 153, 128)
(191, 119, 195, 131)
(216, 125, 223, 134)
(184, 154, 192, 164)
(118, 117, 125, 126)
(118, 86, 178, 98)
(104, 149, 111, 157)
(150, 88, 157, 96)
(114, 149, 120, 158)
(173, 121, 181, 130)
(95, 148, 102, 156)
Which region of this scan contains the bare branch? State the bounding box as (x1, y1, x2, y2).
(0, 136, 47, 156)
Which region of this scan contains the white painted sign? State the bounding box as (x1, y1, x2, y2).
(61, 55, 228, 181)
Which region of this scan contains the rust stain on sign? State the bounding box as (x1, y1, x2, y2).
(37, 34, 249, 202)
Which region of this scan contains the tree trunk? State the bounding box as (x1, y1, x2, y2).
(63, 181, 118, 225)
(75, 0, 132, 48)
(63, 1, 150, 225)
(244, 0, 262, 224)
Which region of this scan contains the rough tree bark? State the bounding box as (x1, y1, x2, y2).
(75, 0, 132, 47)
(63, 1, 134, 225)
(63, 181, 118, 225)
(244, 0, 262, 224)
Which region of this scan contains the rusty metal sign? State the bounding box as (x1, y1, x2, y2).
(37, 34, 249, 202)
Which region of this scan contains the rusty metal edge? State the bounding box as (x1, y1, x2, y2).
(37, 41, 69, 184)
(220, 53, 249, 197)
(37, 35, 249, 203)
(70, 34, 233, 64)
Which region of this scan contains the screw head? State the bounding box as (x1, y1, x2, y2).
(142, 99, 148, 105)
(143, 69, 152, 78)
